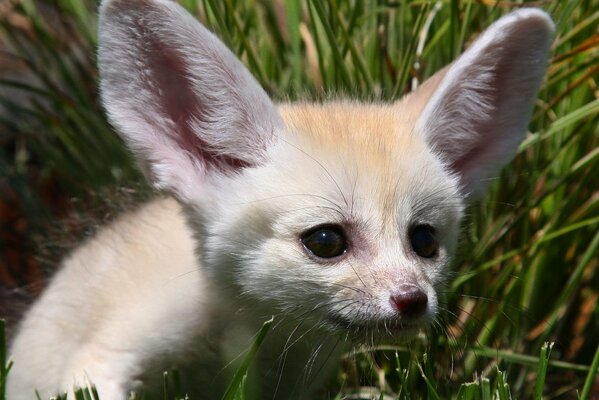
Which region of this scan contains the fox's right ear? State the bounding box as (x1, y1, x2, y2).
(407, 9, 553, 199)
(98, 0, 282, 202)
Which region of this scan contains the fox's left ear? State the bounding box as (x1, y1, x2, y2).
(410, 9, 554, 198)
(98, 0, 283, 203)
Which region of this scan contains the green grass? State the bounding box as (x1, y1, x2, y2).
(1, 0, 597, 399)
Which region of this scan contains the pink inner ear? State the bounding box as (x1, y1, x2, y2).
(449, 134, 509, 191)
(448, 52, 534, 191)
(145, 32, 251, 172)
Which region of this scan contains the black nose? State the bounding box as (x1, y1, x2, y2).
(390, 285, 428, 318)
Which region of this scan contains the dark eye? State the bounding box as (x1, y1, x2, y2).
(301, 226, 348, 259)
(410, 225, 438, 258)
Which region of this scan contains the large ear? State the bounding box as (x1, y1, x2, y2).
(412, 9, 554, 198)
(98, 0, 283, 201)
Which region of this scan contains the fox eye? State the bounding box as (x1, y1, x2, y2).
(410, 225, 438, 258)
(301, 225, 348, 259)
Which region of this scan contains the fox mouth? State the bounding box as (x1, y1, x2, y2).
(325, 315, 424, 338)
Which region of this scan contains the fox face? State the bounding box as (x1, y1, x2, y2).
(196, 103, 462, 338)
(98, 0, 553, 339)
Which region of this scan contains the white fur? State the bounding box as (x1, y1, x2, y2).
(7, 2, 553, 399)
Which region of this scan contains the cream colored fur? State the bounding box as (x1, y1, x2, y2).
(7, 1, 554, 399)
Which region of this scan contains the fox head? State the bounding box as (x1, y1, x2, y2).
(98, 0, 553, 338)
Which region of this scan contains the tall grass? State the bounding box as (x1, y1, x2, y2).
(0, 0, 597, 399)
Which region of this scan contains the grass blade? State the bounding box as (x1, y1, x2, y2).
(221, 317, 273, 400)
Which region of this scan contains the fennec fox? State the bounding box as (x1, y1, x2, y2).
(7, 1, 553, 399)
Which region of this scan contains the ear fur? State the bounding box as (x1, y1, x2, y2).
(98, 0, 282, 201)
(412, 9, 554, 198)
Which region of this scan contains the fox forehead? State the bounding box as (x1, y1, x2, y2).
(278, 100, 423, 161)
(227, 100, 463, 236)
